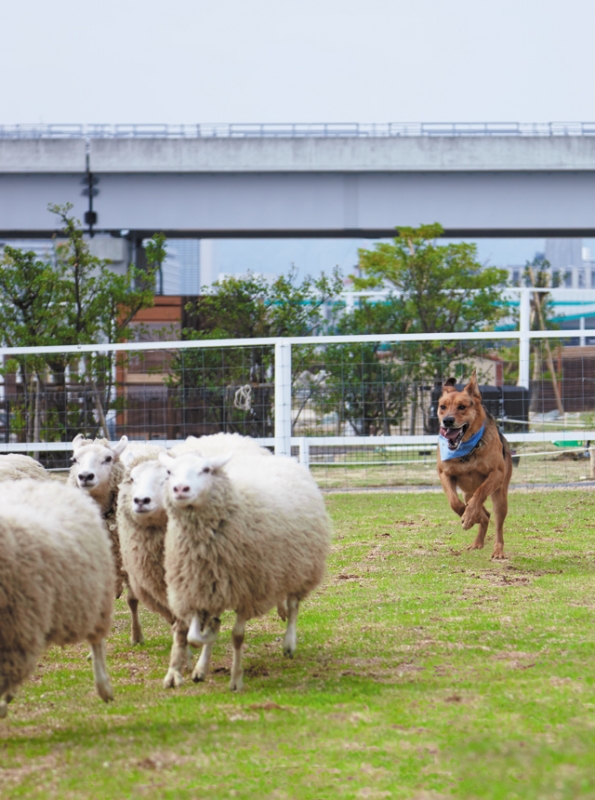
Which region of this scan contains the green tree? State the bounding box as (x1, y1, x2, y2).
(0, 246, 69, 441)
(352, 223, 509, 432)
(355, 223, 508, 334)
(145, 232, 167, 295)
(315, 296, 410, 435)
(168, 268, 343, 437)
(0, 205, 159, 447)
(522, 255, 564, 414)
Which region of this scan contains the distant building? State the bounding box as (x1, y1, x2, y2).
(507, 239, 595, 290)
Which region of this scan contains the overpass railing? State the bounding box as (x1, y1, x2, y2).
(3, 122, 595, 139)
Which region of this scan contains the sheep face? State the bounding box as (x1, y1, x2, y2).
(128, 461, 168, 522)
(71, 435, 128, 492)
(159, 452, 231, 508)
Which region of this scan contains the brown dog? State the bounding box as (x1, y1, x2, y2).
(436, 372, 512, 559)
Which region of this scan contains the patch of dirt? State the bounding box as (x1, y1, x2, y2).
(136, 751, 197, 770)
(0, 753, 58, 786)
(249, 701, 289, 711)
(244, 663, 270, 678)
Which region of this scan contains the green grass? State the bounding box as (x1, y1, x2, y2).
(311, 447, 593, 489)
(3, 491, 595, 799)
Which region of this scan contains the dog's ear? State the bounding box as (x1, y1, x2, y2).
(464, 370, 481, 400)
(442, 377, 457, 393)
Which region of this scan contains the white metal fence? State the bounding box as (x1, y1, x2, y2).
(2, 293, 595, 488)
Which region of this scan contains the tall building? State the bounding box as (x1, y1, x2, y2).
(544, 238, 590, 288)
(175, 240, 201, 295)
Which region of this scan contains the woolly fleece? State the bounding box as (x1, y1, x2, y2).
(163, 453, 331, 624)
(0, 480, 115, 707)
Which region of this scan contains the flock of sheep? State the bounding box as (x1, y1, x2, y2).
(0, 434, 332, 718)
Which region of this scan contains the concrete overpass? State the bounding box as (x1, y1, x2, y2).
(1, 124, 595, 239)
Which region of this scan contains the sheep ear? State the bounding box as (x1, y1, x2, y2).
(120, 448, 135, 468)
(112, 435, 129, 456)
(208, 453, 232, 472)
(72, 433, 85, 450)
(159, 452, 176, 470)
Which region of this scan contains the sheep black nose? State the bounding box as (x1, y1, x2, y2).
(442, 416, 455, 426)
(79, 472, 95, 482)
(134, 497, 151, 506)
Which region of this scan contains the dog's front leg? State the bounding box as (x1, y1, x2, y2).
(461, 470, 504, 531)
(438, 471, 466, 517)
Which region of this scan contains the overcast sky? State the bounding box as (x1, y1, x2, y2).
(2, 0, 594, 125)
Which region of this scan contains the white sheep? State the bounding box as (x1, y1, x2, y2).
(169, 433, 271, 460)
(0, 453, 49, 482)
(117, 449, 193, 689)
(159, 448, 332, 691)
(0, 479, 114, 717)
(68, 433, 144, 645)
(117, 434, 272, 689)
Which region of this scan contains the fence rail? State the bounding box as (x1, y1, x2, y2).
(2, 122, 595, 139)
(2, 312, 595, 487)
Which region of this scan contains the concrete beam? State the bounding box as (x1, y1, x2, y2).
(89, 135, 595, 173)
(0, 139, 87, 173)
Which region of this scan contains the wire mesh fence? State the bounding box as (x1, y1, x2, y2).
(2, 329, 595, 488)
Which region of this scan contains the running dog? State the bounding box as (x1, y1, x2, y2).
(436, 371, 512, 559)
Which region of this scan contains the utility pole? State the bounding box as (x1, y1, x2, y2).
(81, 151, 99, 237)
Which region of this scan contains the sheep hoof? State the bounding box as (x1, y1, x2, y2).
(229, 675, 244, 692)
(191, 669, 206, 683)
(97, 680, 114, 703)
(131, 634, 145, 646)
(282, 636, 296, 658)
(0, 701, 7, 719)
(163, 669, 184, 689)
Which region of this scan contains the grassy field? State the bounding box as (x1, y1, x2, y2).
(310, 446, 593, 490)
(3, 490, 595, 799)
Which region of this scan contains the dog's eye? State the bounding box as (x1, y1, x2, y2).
(439, 405, 446, 410)
(458, 405, 466, 410)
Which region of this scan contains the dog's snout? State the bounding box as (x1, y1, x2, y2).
(442, 416, 455, 427)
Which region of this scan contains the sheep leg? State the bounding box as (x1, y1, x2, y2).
(0, 692, 13, 718)
(276, 599, 288, 622)
(127, 590, 144, 645)
(230, 614, 247, 691)
(89, 640, 114, 703)
(163, 622, 189, 689)
(283, 595, 300, 658)
(188, 612, 220, 647)
(192, 642, 215, 683)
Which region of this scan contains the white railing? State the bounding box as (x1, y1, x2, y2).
(2, 122, 595, 139)
(1, 296, 594, 465)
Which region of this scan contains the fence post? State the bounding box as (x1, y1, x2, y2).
(298, 437, 310, 469)
(518, 287, 531, 390)
(274, 339, 292, 457)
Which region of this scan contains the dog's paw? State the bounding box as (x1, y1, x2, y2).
(466, 540, 484, 550)
(461, 507, 480, 530)
(491, 544, 506, 560)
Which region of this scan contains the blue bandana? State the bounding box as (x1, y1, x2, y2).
(438, 424, 485, 461)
